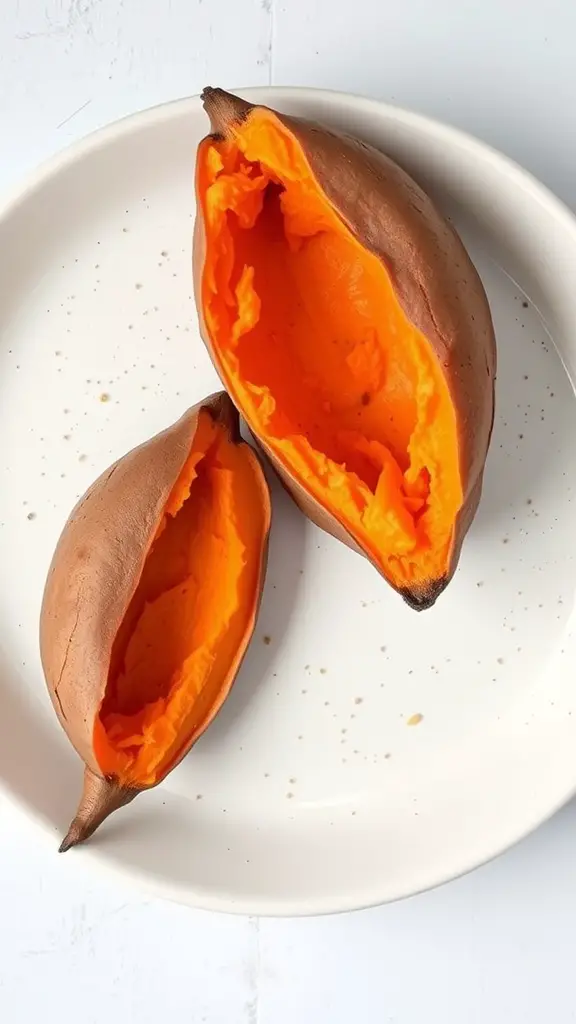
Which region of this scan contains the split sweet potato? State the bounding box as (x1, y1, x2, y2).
(40, 394, 270, 849)
(194, 88, 496, 608)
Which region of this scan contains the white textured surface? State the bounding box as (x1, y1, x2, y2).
(2, 1, 576, 1021)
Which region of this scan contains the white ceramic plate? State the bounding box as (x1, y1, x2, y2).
(2, 88, 576, 916)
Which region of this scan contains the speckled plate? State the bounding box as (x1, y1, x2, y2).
(1, 88, 576, 916)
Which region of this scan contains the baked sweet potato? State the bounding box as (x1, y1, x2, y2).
(194, 88, 496, 608)
(40, 393, 270, 849)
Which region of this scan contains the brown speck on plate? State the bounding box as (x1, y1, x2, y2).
(99, 393, 111, 403)
(354, 697, 363, 705)
(262, 634, 271, 645)
(135, 282, 143, 289)
(319, 667, 327, 674)
(26, 512, 36, 521)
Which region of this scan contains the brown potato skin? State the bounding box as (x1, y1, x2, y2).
(195, 89, 496, 608)
(40, 392, 270, 778)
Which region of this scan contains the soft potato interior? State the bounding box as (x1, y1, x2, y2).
(94, 411, 266, 787)
(198, 109, 462, 592)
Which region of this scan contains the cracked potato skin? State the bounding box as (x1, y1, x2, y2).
(40, 395, 231, 774)
(40, 392, 272, 850)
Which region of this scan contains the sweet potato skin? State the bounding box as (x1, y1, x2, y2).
(41, 402, 204, 774)
(195, 88, 496, 608)
(41, 392, 271, 848)
(40, 392, 270, 772)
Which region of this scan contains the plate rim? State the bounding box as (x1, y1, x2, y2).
(3, 84, 576, 245)
(3, 86, 576, 916)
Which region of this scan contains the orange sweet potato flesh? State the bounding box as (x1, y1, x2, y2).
(194, 89, 496, 608)
(40, 394, 270, 848)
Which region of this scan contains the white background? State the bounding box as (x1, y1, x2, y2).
(2, 1, 576, 1020)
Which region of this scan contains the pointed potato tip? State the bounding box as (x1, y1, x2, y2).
(201, 86, 252, 136)
(400, 576, 448, 611)
(59, 768, 139, 851)
(58, 826, 84, 854)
